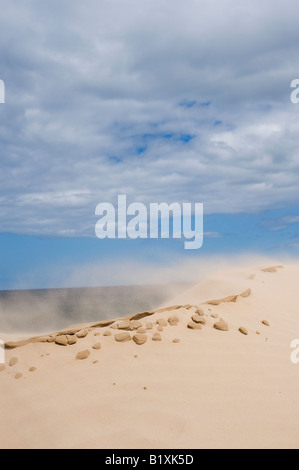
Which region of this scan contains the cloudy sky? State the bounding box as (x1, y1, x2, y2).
(0, 0, 299, 289)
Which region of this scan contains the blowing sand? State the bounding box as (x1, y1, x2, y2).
(0, 263, 299, 449)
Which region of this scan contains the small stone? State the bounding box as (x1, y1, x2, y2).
(67, 335, 77, 345)
(0, 364, 6, 372)
(168, 315, 179, 326)
(94, 332, 100, 336)
(239, 327, 248, 335)
(143, 386, 147, 390)
(195, 308, 204, 316)
(93, 360, 99, 364)
(262, 267, 277, 273)
(192, 315, 206, 324)
(156, 318, 167, 327)
(134, 354, 138, 358)
(14, 373, 23, 379)
(76, 329, 88, 338)
(47, 336, 55, 343)
(133, 333, 147, 345)
(9, 357, 18, 367)
(146, 322, 153, 330)
(103, 330, 112, 336)
(184, 304, 193, 309)
(76, 350, 90, 360)
(223, 295, 238, 303)
(137, 327, 147, 333)
(92, 342, 101, 350)
(130, 320, 142, 330)
(187, 321, 202, 330)
(262, 320, 270, 326)
(116, 320, 131, 330)
(207, 299, 221, 306)
(211, 314, 218, 318)
(115, 332, 131, 342)
(256, 331, 260, 335)
(157, 326, 163, 332)
(240, 288, 251, 298)
(213, 319, 229, 331)
(29, 367, 36, 372)
(152, 332, 162, 341)
(55, 335, 68, 346)
(172, 338, 180, 343)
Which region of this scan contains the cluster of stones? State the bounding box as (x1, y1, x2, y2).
(111, 315, 181, 345)
(187, 307, 207, 330)
(54, 327, 89, 346)
(3, 293, 273, 369)
(184, 299, 271, 337)
(0, 356, 36, 379)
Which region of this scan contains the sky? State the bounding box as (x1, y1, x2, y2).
(0, 0, 299, 289)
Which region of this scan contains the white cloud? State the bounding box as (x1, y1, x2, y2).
(0, 0, 299, 236)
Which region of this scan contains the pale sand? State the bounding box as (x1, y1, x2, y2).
(0, 263, 299, 449)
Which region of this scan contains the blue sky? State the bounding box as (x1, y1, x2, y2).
(0, 0, 299, 289)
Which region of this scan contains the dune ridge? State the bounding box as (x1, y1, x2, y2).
(3, 285, 254, 349)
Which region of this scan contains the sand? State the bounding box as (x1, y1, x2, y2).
(0, 263, 299, 449)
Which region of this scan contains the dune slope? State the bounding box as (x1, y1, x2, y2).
(0, 263, 298, 449)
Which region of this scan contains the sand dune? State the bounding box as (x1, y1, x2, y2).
(0, 263, 299, 449)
